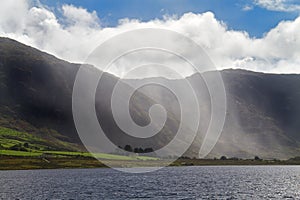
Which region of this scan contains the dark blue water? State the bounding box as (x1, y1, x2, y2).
(0, 166, 299, 199)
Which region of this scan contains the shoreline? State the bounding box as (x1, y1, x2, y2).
(1, 155, 300, 171)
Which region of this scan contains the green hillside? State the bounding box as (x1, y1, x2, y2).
(0, 126, 158, 162)
(0, 124, 81, 152)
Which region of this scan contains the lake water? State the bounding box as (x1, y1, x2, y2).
(0, 166, 299, 199)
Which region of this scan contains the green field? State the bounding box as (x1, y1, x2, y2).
(0, 125, 81, 151)
(0, 150, 42, 157)
(0, 126, 159, 162)
(0, 149, 159, 160)
(0, 127, 47, 149)
(1, 126, 300, 170)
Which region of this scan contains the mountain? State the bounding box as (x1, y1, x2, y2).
(0, 37, 300, 159)
(0, 37, 179, 153)
(126, 71, 300, 159)
(212, 69, 300, 159)
(0, 38, 82, 151)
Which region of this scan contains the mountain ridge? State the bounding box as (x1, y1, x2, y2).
(0, 37, 300, 159)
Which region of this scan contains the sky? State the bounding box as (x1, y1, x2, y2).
(40, 0, 299, 37)
(0, 0, 300, 76)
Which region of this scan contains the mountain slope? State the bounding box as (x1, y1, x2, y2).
(0, 38, 180, 153)
(0, 38, 81, 151)
(208, 70, 300, 159)
(0, 37, 300, 159)
(126, 72, 300, 159)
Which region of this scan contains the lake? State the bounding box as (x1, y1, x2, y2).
(0, 166, 299, 199)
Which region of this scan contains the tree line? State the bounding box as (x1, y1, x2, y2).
(123, 145, 154, 153)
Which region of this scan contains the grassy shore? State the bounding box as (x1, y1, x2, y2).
(0, 150, 162, 170)
(1, 126, 300, 170)
(1, 152, 300, 170)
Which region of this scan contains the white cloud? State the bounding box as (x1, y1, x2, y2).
(0, 0, 300, 76)
(0, 0, 28, 33)
(254, 0, 300, 12)
(242, 5, 254, 11)
(62, 5, 100, 28)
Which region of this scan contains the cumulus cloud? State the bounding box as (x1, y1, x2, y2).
(0, 0, 28, 33)
(254, 0, 300, 12)
(62, 4, 100, 28)
(0, 0, 300, 77)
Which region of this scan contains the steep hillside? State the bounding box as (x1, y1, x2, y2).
(126, 72, 300, 159)
(0, 38, 81, 150)
(0, 38, 179, 153)
(0, 37, 300, 159)
(211, 69, 300, 159)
